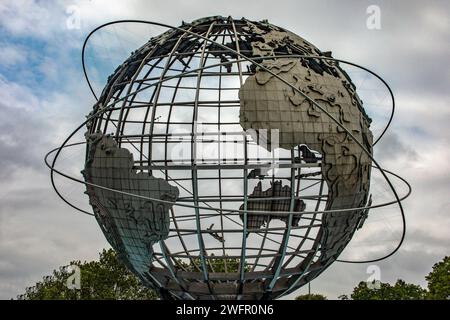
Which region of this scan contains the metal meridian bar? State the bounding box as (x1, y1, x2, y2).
(158, 241, 194, 299)
(265, 149, 297, 295)
(191, 21, 216, 299)
(232, 16, 248, 298)
(164, 45, 201, 272)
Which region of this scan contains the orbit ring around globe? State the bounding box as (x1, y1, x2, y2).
(45, 18, 412, 299)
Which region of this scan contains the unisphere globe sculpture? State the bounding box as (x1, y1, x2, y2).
(47, 16, 410, 300)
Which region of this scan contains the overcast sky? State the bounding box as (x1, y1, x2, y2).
(0, 0, 449, 300)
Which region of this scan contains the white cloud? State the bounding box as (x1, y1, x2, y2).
(0, 75, 39, 110)
(0, 45, 26, 67)
(0, 0, 64, 38)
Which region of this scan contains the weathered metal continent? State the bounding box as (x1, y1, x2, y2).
(239, 20, 373, 263)
(240, 181, 306, 230)
(82, 132, 179, 285)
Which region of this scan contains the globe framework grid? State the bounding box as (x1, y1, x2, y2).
(46, 16, 411, 300)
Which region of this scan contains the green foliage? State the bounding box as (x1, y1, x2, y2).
(18, 249, 157, 300)
(350, 279, 427, 300)
(176, 256, 249, 273)
(340, 256, 449, 300)
(295, 293, 327, 300)
(425, 256, 450, 300)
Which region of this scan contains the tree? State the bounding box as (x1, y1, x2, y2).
(18, 249, 157, 300)
(295, 293, 327, 300)
(425, 256, 450, 300)
(349, 279, 427, 300)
